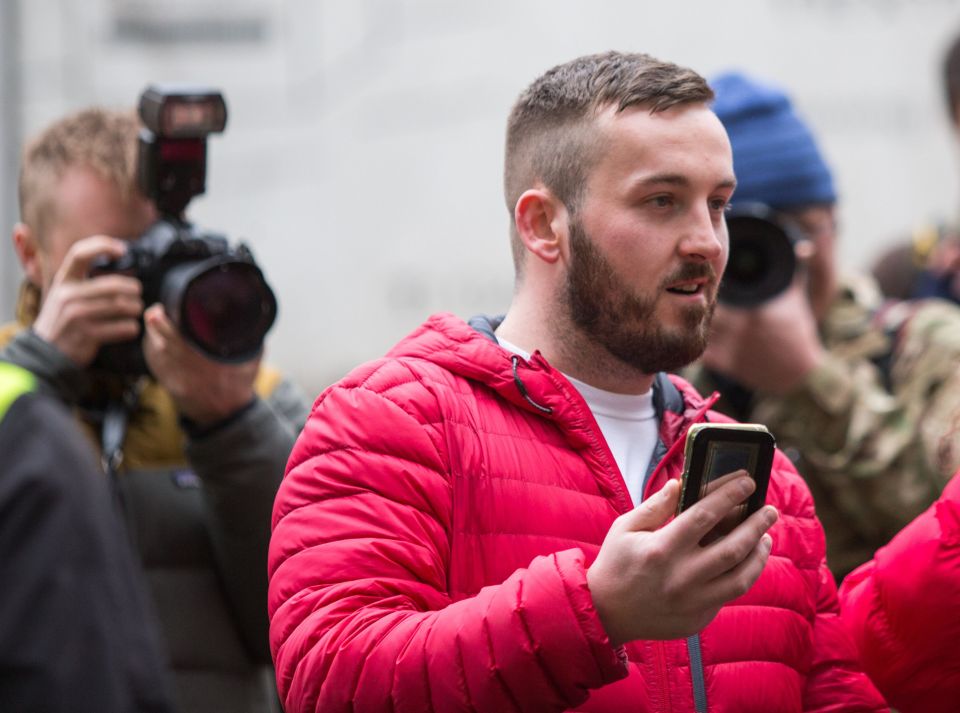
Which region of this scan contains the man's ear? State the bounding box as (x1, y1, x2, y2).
(12, 222, 43, 287)
(513, 187, 567, 265)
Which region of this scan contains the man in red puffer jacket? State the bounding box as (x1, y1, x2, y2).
(268, 51, 887, 713)
(839, 472, 960, 711)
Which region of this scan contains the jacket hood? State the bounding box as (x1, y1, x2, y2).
(386, 313, 717, 456)
(386, 313, 552, 416)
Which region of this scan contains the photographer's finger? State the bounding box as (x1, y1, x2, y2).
(57, 236, 129, 282)
(696, 505, 778, 582)
(66, 294, 144, 324)
(144, 304, 177, 338)
(669, 472, 754, 547)
(141, 313, 171, 362)
(89, 317, 142, 345)
(71, 279, 144, 312)
(82, 273, 143, 299)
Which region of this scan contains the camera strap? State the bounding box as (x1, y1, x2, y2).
(101, 380, 144, 502)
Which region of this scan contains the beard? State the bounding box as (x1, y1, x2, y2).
(564, 218, 717, 374)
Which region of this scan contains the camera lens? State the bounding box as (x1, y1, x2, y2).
(162, 256, 277, 362)
(719, 204, 799, 307)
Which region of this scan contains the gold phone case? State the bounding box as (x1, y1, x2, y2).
(677, 423, 775, 517)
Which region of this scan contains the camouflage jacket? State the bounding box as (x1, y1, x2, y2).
(688, 274, 960, 580)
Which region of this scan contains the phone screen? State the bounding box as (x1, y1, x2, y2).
(700, 441, 761, 498)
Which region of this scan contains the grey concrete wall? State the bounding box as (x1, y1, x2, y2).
(4, 0, 960, 396)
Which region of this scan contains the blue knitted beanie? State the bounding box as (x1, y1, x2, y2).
(711, 71, 837, 209)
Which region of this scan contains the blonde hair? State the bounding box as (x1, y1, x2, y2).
(18, 107, 141, 242)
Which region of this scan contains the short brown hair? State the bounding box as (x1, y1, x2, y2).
(503, 51, 714, 273)
(18, 107, 140, 242)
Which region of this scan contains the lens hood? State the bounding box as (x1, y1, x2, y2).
(720, 202, 800, 307)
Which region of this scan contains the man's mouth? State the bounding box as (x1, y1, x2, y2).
(665, 279, 707, 295)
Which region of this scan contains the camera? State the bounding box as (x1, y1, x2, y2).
(718, 202, 803, 307)
(91, 85, 277, 375)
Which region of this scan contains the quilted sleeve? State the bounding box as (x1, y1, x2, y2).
(267, 362, 627, 713)
(839, 473, 960, 713)
(800, 561, 888, 713)
(769, 464, 888, 712)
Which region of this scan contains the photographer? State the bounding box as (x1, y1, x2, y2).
(688, 70, 960, 580)
(1, 106, 310, 713)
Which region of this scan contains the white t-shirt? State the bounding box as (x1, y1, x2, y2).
(497, 338, 658, 505)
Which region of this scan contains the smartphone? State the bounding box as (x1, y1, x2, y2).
(677, 423, 775, 538)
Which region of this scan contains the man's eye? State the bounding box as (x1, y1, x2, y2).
(651, 195, 673, 208)
(710, 199, 730, 212)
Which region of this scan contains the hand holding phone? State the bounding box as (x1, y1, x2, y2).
(587, 453, 779, 645)
(678, 423, 775, 544)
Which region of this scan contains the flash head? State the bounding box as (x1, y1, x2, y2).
(137, 84, 228, 218)
(139, 85, 227, 138)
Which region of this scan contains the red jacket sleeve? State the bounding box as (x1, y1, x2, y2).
(267, 364, 627, 713)
(839, 472, 960, 713)
(766, 457, 887, 713)
(802, 561, 888, 712)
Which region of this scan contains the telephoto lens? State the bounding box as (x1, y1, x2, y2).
(719, 202, 801, 307)
(161, 249, 277, 363)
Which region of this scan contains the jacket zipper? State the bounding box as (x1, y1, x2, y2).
(517, 358, 715, 711)
(654, 633, 707, 712)
(687, 634, 708, 712)
(646, 394, 717, 713)
(528, 353, 635, 512)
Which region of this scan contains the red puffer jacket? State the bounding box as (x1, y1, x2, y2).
(269, 313, 885, 713)
(839, 472, 960, 712)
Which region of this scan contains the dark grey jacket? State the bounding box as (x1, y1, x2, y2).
(0, 368, 173, 713)
(2, 329, 311, 713)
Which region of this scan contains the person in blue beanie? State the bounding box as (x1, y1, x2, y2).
(686, 70, 960, 581)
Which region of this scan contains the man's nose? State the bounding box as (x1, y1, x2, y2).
(679, 206, 724, 261)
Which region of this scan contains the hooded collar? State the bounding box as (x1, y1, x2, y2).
(389, 313, 720, 507)
(388, 312, 713, 431)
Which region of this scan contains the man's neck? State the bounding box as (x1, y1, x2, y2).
(496, 301, 655, 396)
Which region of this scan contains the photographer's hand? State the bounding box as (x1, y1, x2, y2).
(33, 236, 144, 367)
(702, 277, 825, 394)
(587, 475, 777, 646)
(142, 304, 258, 428)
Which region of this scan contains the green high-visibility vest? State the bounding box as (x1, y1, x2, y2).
(0, 361, 36, 420)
